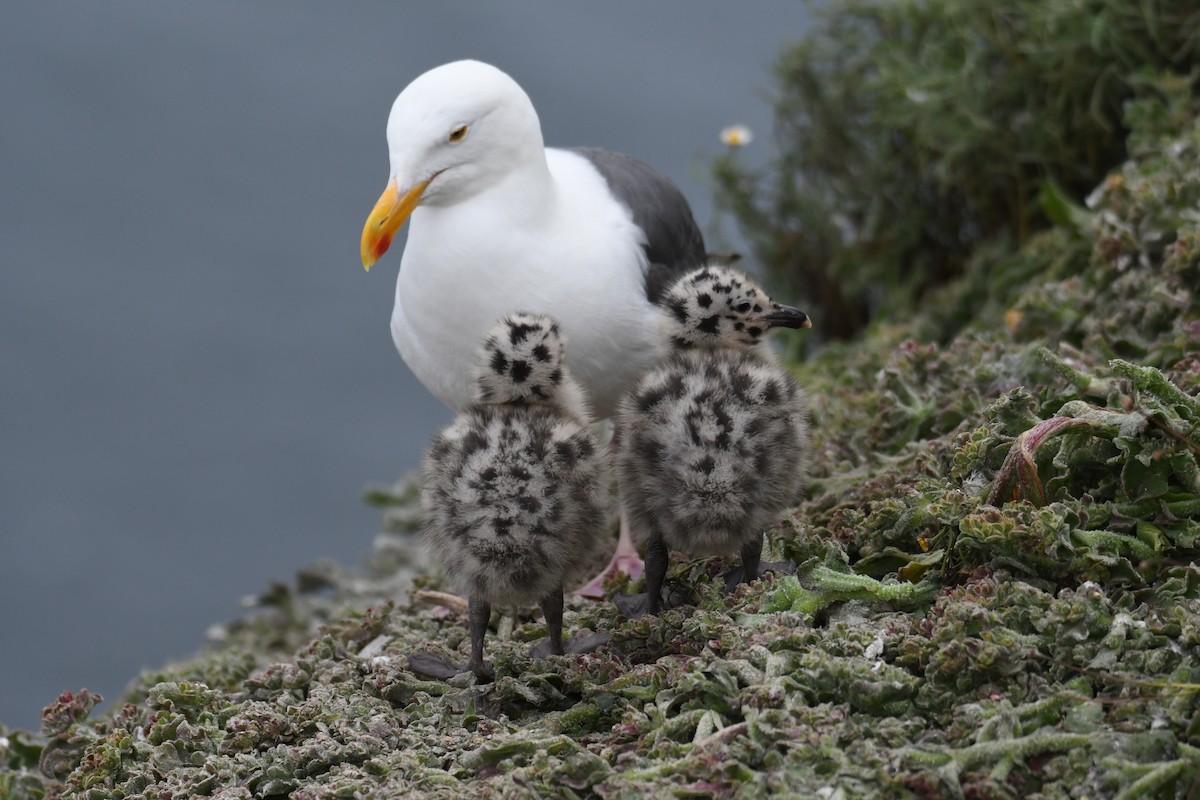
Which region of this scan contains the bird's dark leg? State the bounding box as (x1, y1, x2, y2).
(613, 529, 683, 618)
(741, 534, 763, 586)
(724, 533, 794, 593)
(726, 533, 763, 594)
(540, 587, 565, 656)
(531, 586, 612, 658)
(406, 594, 496, 682)
(467, 594, 495, 683)
(532, 587, 609, 657)
(643, 530, 669, 615)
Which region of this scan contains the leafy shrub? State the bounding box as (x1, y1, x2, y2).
(716, 0, 1200, 338)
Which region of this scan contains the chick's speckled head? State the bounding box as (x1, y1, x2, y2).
(475, 313, 569, 404)
(662, 266, 811, 349)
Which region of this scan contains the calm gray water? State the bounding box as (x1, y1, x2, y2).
(0, 1, 813, 730)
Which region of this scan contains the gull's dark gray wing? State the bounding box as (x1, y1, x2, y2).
(573, 147, 707, 304)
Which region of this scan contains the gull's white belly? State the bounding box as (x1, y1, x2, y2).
(391, 194, 665, 418)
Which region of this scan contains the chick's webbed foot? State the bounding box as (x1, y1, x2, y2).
(409, 594, 497, 682)
(529, 631, 611, 659)
(612, 587, 692, 619)
(613, 529, 678, 618)
(405, 652, 494, 683)
(530, 587, 613, 658)
(469, 658, 495, 683)
(723, 560, 796, 595)
(574, 518, 644, 600)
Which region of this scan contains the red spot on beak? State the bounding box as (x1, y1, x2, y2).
(374, 234, 393, 263)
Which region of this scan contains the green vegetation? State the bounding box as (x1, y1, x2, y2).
(3, 1, 1199, 797)
(715, 0, 1200, 339)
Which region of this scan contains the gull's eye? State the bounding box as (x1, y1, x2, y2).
(734, 301, 752, 313)
(449, 125, 468, 143)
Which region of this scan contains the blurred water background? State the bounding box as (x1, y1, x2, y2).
(0, 1, 813, 729)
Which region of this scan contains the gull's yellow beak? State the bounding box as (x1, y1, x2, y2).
(360, 177, 430, 270)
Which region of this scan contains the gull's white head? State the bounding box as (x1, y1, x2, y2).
(360, 60, 545, 269)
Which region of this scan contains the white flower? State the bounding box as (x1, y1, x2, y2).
(720, 124, 753, 147)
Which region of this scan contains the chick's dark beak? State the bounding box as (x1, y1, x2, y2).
(764, 304, 812, 329)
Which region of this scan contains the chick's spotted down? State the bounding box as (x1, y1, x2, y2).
(414, 314, 608, 682)
(616, 266, 812, 616)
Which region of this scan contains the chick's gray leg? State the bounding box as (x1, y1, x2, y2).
(724, 533, 794, 593)
(737, 534, 763, 591)
(614, 529, 678, 618)
(467, 594, 495, 683)
(540, 587, 565, 656)
(643, 530, 669, 615)
(406, 594, 496, 682)
(531, 585, 613, 658)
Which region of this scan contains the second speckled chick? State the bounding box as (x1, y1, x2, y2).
(419, 313, 607, 681)
(616, 266, 811, 615)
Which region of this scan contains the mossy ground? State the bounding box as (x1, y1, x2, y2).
(4, 12, 1200, 800)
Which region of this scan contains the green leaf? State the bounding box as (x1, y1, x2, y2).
(1039, 180, 1094, 233)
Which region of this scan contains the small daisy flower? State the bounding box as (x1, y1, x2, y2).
(720, 124, 754, 147)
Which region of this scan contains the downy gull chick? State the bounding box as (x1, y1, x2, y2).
(615, 266, 812, 616)
(415, 313, 607, 681)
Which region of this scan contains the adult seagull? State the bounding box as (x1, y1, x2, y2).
(360, 59, 707, 593)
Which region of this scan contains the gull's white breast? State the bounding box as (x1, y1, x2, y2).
(391, 148, 665, 418)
